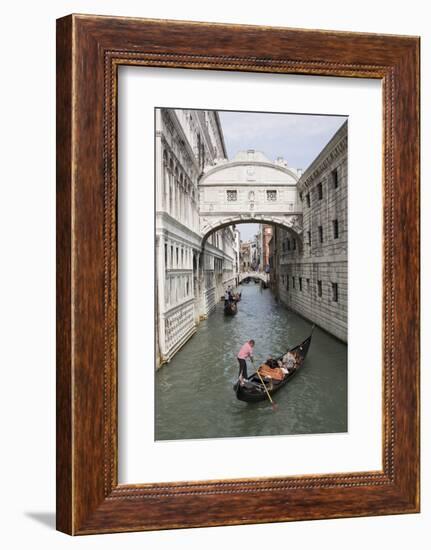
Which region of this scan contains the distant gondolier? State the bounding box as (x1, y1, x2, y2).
(224, 289, 230, 305)
(237, 339, 255, 383)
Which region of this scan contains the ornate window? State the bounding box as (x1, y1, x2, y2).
(226, 190, 237, 201)
(266, 190, 277, 201)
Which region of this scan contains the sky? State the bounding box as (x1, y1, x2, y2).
(217, 110, 347, 241)
(238, 223, 260, 241)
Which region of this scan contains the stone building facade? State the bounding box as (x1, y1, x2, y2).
(271, 121, 348, 342)
(155, 108, 238, 368)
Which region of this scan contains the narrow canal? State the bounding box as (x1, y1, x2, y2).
(155, 283, 347, 440)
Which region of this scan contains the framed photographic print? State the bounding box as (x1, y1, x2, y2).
(56, 14, 420, 535)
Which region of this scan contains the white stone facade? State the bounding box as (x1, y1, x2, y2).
(272, 122, 348, 342)
(155, 109, 238, 368)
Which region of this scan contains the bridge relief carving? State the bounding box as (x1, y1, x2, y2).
(198, 150, 303, 238)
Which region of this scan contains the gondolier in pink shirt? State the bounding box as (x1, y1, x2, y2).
(237, 339, 255, 384)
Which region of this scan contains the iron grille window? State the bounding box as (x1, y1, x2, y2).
(307, 231, 311, 246)
(266, 190, 277, 201)
(293, 239, 296, 250)
(306, 193, 311, 207)
(299, 277, 302, 291)
(306, 278, 310, 291)
(318, 225, 324, 243)
(333, 219, 339, 239)
(318, 182, 323, 200)
(286, 276, 290, 291)
(332, 282, 339, 302)
(332, 168, 339, 189)
(292, 276, 295, 289)
(317, 280, 322, 297)
(287, 239, 291, 251)
(226, 190, 237, 201)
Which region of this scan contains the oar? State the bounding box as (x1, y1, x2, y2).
(255, 368, 277, 411)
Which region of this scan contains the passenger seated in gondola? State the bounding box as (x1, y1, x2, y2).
(224, 289, 230, 306)
(282, 351, 298, 373)
(258, 356, 285, 381)
(265, 355, 279, 369)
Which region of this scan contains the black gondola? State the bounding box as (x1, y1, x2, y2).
(233, 327, 314, 402)
(224, 301, 238, 315)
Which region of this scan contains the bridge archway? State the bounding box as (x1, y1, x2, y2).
(201, 216, 302, 247)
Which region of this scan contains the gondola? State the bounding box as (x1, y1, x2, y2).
(233, 327, 314, 402)
(224, 301, 238, 315)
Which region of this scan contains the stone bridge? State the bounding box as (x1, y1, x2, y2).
(199, 150, 303, 240)
(238, 271, 269, 283)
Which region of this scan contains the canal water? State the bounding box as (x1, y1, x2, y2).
(155, 283, 347, 440)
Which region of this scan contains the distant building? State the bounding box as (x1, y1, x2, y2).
(240, 240, 252, 271)
(258, 224, 273, 272)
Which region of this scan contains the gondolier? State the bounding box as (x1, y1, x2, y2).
(237, 339, 255, 384)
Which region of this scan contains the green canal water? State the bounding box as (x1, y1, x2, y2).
(155, 284, 347, 440)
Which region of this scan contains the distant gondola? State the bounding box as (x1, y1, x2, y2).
(224, 301, 238, 315)
(233, 327, 314, 402)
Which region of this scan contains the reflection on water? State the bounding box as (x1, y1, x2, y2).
(155, 284, 347, 440)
